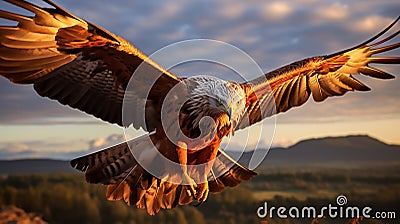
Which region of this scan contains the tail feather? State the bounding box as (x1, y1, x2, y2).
(106, 182, 129, 201)
(70, 140, 136, 184)
(144, 179, 161, 214)
(105, 165, 136, 201)
(70, 133, 257, 215)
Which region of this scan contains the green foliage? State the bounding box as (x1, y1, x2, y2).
(0, 174, 207, 224)
(0, 168, 399, 224)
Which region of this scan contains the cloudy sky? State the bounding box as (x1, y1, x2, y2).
(0, 0, 399, 160)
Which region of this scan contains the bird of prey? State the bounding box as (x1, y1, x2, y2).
(0, 0, 399, 215)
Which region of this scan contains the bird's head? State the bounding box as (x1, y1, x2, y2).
(188, 77, 246, 131)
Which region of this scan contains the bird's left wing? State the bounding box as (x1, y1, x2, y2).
(236, 17, 400, 130)
(0, 0, 180, 129)
(208, 149, 257, 193)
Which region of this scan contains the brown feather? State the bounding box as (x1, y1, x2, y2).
(237, 18, 399, 130)
(358, 66, 395, 79)
(70, 129, 256, 215)
(2, 0, 397, 217)
(0, 0, 180, 129)
(369, 56, 400, 64)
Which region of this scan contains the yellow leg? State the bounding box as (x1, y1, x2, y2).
(176, 141, 197, 197)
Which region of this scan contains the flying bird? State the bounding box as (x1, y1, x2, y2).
(1, 0, 399, 215)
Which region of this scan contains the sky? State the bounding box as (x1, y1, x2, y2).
(0, 0, 399, 160)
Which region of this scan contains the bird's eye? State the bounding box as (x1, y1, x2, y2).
(235, 100, 241, 106)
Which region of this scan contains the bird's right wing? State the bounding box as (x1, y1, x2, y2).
(236, 17, 400, 130)
(0, 0, 180, 130)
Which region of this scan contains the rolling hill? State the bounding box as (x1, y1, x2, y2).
(228, 135, 400, 169)
(0, 135, 399, 175)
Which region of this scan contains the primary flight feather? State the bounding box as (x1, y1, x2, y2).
(0, 0, 399, 215)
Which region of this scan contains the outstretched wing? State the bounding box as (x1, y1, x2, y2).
(236, 17, 400, 130)
(208, 149, 257, 193)
(0, 0, 180, 130)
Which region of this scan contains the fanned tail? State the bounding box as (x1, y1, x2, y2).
(70, 133, 257, 215)
(70, 134, 192, 215)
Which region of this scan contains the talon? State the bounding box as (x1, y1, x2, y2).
(193, 200, 204, 207)
(195, 181, 209, 202)
(182, 173, 197, 197)
(200, 186, 209, 202)
(188, 184, 197, 197)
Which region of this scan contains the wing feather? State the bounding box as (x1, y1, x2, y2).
(294, 75, 310, 107)
(359, 66, 395, 79)
(237, 17, 399, 129)
(277, 78, 297, 112)
(208, 149, 257, 193)
(0, 0, 180, 129)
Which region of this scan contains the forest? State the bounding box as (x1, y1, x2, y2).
(1, 166, 399, 224)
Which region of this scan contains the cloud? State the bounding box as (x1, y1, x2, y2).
(1, 143, 30, 153)
(0, 134, 127, 160)
(315, 3, 349, 21)
(0, 143, 69, 160)
(88, 134, 125, 151)
(262, 1, 293, 20)
(351, 15, 394, 33)
(217, 3, 246, 19)
(0, 0, 399, 126)
(0, 138, 89, 160)
(0, 78, 100, 125)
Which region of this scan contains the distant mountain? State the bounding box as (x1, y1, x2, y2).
(1, 135, 399, 175)
(0, 159, 74, 175)
(229, 135, 400, 170)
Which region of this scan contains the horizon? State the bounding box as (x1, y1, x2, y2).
(0, 134, 398, 161)
(0, 0, 399, 161)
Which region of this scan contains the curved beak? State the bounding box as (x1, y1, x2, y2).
(227, 107, 232, 121)
(218, 102, 233, 121)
